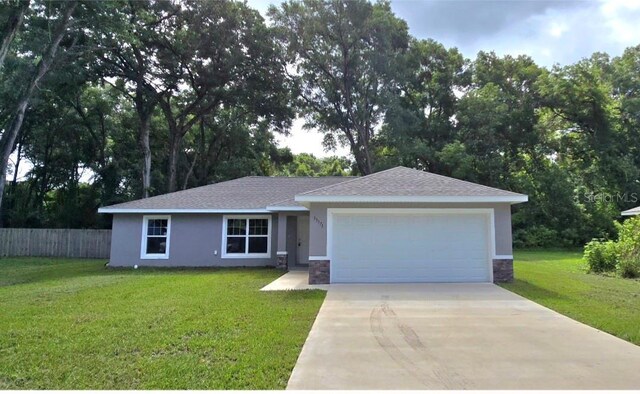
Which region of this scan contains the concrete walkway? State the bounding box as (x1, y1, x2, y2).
(287, 283, 640, 390)
(261, 270, 329, 291)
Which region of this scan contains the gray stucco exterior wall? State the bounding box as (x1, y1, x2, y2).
(308, 202, 514, 257)
(493, 204, 513, 256)
(109, 213, 279, 267)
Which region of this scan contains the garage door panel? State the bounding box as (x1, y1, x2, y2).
(334, 268, 489, 283)
(330, 211, 491, 283)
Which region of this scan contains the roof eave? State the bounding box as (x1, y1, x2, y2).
(621, 210, 640, 216)
(97, 208, 273, 214)
(293, 195, 529, 204)
(265, 206, 309, 212)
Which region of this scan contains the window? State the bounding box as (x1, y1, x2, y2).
(141, 215, 171, 259)
(222, 215, 271, 258)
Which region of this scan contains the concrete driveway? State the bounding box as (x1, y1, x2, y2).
(287, 283, 640, 390)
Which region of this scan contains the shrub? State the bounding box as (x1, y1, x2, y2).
(583, 239, 618, 273)
(614, 217, 640, 278)
(514, 225, 560, 248)
(615, 216, 640, 255)
(617, 252, 640, 278)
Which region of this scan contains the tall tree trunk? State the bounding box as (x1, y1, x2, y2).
(159, 99, 189, 193)
(0, 0, 76, 224)
(182, 151, 198, 190)
(349, 142, 370, 175)
(11, 140, 22, 186)
(132, 47, 155, 199)
(0, 0, 30, 68)
(362, 142, 373, 174)
(167, 132, 181, 192)
(139, 112, 152, 198)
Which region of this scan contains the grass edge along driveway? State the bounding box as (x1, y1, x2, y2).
(0, 258, 325, 389)
(501, 250, 640, 346)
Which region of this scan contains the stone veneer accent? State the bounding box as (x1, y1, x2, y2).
(276, 253, 288, 270)
(493, 258, 514, 282)
(309, 260, 330, 284)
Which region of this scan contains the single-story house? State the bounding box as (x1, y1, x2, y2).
(98, 166, 527, 284)
(622, 206, 640, 216)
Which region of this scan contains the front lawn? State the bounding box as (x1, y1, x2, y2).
(501, 250, 640, 346)
(0, 258, 325, 389)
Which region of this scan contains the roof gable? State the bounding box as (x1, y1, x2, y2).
(294, 167, 527, 203)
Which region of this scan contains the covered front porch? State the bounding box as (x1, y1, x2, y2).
(274, 212, 311, 270)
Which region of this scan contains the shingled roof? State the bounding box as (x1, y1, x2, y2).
(99, 167, 527, 213)
(98, 176, 352, 213)
(295, 167, 527, 203)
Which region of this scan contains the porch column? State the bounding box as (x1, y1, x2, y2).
(276, 213, 288, 270)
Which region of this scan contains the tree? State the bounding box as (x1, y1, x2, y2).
(0, 0, 77, 221)
(0, 0, 30, 68)
(611, 45, 640, 211)
(274, 152, 350, 176)
(380, 38, 468, 172)
(150, 0, 293, 192)
(93, 0, 169, 198)
(269, 0, 409, 174)
(537, 53, 620, 190)
(445, 52, 544, 188)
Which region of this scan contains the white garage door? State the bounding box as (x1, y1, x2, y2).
(330, 210, 491, 283)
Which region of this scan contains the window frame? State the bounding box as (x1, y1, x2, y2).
(221, 215, 272, 259)
(140, 215, 171, 259)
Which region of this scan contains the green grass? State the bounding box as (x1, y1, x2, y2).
(0, 258, 325, 389)
(501, 250, 640, 346)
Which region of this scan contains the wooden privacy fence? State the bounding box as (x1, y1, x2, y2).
(0, 228, 111, 259)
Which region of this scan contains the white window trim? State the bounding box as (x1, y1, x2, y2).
(140, 215, 171, 259)
(221, 215, 272, 259)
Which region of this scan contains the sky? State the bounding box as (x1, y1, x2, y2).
(249, 0, 640, 158)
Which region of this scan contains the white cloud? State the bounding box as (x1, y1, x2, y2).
(602, 0, 640, 43)
(549, 21, 568, 38)
(435, 0, 640, 67)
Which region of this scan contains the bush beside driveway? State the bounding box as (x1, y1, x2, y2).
(0, 258, 325, 389)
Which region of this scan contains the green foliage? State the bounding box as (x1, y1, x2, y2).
(614, 217, 640, 278)
(514, 226, 561, 249)
(615, 216, 640, 256)
(617, 253, 640, 279)
(380, 39, 468, 173)
(273, 153, 352, 177)
(581, 217, 640, 278)
(583, 239, 618, 273)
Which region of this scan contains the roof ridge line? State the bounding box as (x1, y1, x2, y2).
(296, 166, 413, 197)
(293, 168, 401, 197)
(247, 175, 357, 179)
(416, 170, 524, 196)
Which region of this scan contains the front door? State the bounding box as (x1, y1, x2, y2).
(296, 216, 310, 265)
